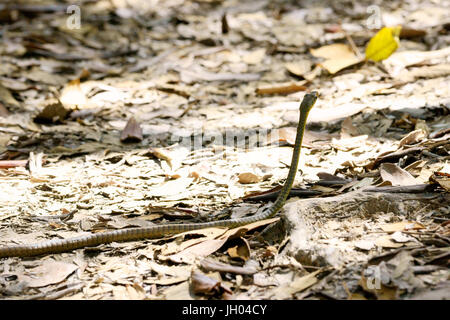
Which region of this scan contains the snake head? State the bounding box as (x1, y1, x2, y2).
(300, 91, 319, 113)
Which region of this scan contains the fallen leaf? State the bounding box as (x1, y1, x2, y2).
(399, 129, 426, 147)
(341, 118, 360, 139)
(190, 270, 232, 297)
(162, 281, 194, 300)
(242, 49, 266, 65)
(284, 60, 312, 78)
(271, 270, 321, 299)
(238, 172, 261, 184)
(391, 231, 416, 243)
(166, 218, 278, 263)
(34, 99, 70, 123)
(383, 47, 450, 72)
(0, 82, 20, 108)
(59, 79, 89, 110)
(120, 117, 143, 142)
(430, 172, 450, 192)
(310, 43, 363, 74)
(354, 240, 375, 251)
(19, 261, 78, 288)
(0, 102, 9, 117)
(359, 274, 398, 300)
(227, 237, 250, 261)
(167, 238, 228, 264)
(381, 221, 425, 233)
(375, 235, 404, 248)
(365, 26, 401, 62)
(147, 147, 173, 169)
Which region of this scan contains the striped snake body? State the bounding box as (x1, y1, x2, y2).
(0, 92, 318, 258)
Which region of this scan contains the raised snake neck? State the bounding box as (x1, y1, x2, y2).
(0, 92, 318, 258)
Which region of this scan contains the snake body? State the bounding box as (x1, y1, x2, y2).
(0, 92, 318, 258)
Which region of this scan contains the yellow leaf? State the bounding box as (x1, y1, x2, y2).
(365, 26, 402, 62)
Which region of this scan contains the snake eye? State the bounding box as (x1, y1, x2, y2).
(309, 91, 319, 98)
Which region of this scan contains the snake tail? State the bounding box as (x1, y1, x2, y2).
(0, 92, 318, 258)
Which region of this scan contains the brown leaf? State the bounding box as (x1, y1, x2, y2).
(34, 99, 70, 123)
(284, 60, 312, 78)
(375, 235, 404, 248)
(238, 172, 261, 184)
(0, 102, 9, 117)
(242, 49, 266, 65)
(0, 82, 20, 108)
(359, 275, 398, 300)
(255, 83, 307, 95)
(190, 270, 232, 296)
(166, 218, 278, 263)
(340, 117, 360, 138)
(381, 221, 425, 233)
(271, 270, 321, 299)
(120, 117, 143, 142)
(430, 172, 450, 192)
(227, 237, 251, 261)
(399, 129, 426, 147)
(147, 147, 173, 169)
(310, 44, 363, 74)
(59, 79, 89, 110)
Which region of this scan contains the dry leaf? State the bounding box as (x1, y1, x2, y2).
(34, 99, 70, 123)
(354, 240, 375, 251)
(120, 117, 143, 142)
(0, 82, 20, 108)
(148, 177, 193, 197)
(148, 147, 173, 169)
(227, 237, 250, 261)
(284, 60, 312, 78)
(399, 129, 426, 147)
(310, 43, 363, 74)
(381, 221, 425, 232)
(365, 26, 401, 62)
(430, 172, 450, 192)
(166, 218, 278, 263)
(271, 270, 321, 299)
(190, 270, 232, 296)
(383, 47, 450, 71)
(168, 238, 228, 264)
(391, 231, 416, 243)
(242, 49, 265, 65)
(359, 275, 398, 300)
(341, 117, 360, 138)
(375, 235, 404, 248)
(238, 172, 261, 184)
(19, 261, 78, 288)
(59, 79, 89, 110)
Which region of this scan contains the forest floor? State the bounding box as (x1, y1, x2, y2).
(0, 0, 449, 300)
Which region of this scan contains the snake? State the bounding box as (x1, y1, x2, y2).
(0, 92, 318, 258)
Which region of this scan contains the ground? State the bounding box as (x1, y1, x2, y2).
(0, 0, 449, 300)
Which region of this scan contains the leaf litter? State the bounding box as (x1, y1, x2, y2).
(0, 0, 449, 300)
